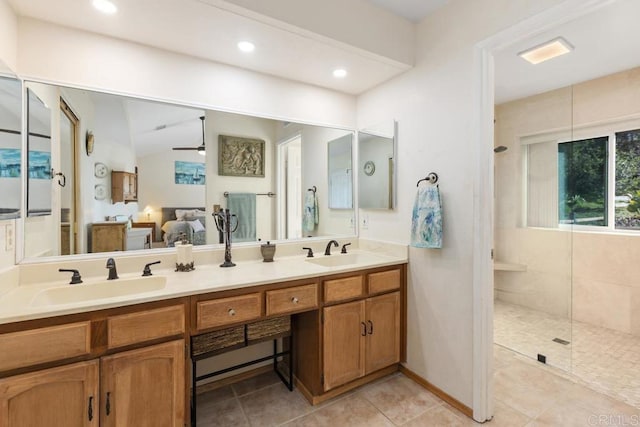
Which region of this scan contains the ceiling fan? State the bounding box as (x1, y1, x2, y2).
(172, 115, 206, 156)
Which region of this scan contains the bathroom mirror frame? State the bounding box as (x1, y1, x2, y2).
(17, 80, 358, 264)
(357, 121, 397, 210)
(0, 73, 23, 220)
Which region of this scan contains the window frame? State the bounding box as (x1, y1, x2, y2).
(522, 117, 640, 234)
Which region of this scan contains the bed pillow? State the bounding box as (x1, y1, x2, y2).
(175, 209, 205, 220)
(188, 219, 205, 233)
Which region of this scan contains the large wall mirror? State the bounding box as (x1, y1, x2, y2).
(358, 125, 396, 210)
(0, 76, 22, 220)
(22, 82, 356, 260)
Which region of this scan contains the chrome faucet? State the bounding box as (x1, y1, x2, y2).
(324, 240, 339, 256)
(106, 258, 118, 280)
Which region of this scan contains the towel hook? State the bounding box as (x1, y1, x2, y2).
(308, 186, 317, 194)
(416, 172, 438, 187)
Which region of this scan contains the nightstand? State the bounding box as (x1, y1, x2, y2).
(132, 221, 157, 242)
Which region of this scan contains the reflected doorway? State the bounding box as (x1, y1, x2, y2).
(60, 99, 79, 255)
(277, 135, 302, 239)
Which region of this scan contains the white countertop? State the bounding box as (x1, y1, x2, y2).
(0, 240, 407, 325)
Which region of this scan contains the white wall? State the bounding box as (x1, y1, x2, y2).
(0, 0, 17, 72)
(16, 18, 356, 130)
(357, 0, 565, 409)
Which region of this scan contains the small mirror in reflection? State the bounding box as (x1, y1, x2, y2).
(358, 130, 395, 209)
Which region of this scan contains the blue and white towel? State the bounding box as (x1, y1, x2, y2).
(411, 184, 442, 248)
(302, 190, 318, 233)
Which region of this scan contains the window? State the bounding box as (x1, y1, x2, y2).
(615, 129, 640, 229)
(526, 127, 640, 231)
(558, 137, 608, 226)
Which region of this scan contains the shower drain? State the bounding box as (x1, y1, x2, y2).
(552, 337, 571, 345)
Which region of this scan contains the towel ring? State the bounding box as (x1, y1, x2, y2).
(416, 172, 438, 187)
(308, 186, 317, 194)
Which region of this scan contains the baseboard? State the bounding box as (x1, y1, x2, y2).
(399, 365, 473, 419)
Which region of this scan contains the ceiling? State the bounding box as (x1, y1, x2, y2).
(494, 0, 640, 104)
(367, 0, 448, 23)
(7, 0, 424, 96)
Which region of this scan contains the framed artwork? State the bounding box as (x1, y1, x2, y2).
(175, 161, 205, 185)
(28, 150, 51, 180)
(218, 135, 265, 177)
(0, 148, 21, 177)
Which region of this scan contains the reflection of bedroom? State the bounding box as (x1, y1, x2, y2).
(22, 82, 354, 256)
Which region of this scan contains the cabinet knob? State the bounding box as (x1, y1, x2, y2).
(228, 308, 236, 316)
(291, 297, 299, 304)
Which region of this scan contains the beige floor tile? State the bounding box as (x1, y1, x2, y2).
(196, 384, 235, 401)
(283, 395, 394, 427)
(196, 396, 249, 426)
(360, 375, 442, 425)
(494, 359, 572, 418)
(238, 383, 313, 426)
(232, 370, 282, 397)
(402, 405, 468, 426)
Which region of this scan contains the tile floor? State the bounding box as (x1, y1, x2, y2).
(195, 345, 640, 426)
(495, 299, 640, 409)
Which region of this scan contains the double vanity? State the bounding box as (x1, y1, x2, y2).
(0, 240, 407, 426)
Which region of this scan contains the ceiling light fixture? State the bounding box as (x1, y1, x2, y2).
(237, 41, 255, 53)
(518, 37, 573, 65)
(333, 69, 347, 78)
(92, 0, 118, 14)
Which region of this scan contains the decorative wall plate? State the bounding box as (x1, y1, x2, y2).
(363, 160, 376, 176)
(94, 162, 108, 178)
(94, 184, 107, 200)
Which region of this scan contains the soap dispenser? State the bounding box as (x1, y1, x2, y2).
(260, 241, 276, 262)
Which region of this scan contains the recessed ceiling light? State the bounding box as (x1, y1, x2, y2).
(333, 69, 347, 78)
(518, 37, 573, 65)
(92, 0, 118, 14)
(237, 41, 255, 53)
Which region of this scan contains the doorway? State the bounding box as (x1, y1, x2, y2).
(277, 135, 302, 240)
(59, 98, 79, 255)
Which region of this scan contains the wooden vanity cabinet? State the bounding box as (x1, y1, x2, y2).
(0, 360, 99, 427)
(0, 300, 188, 427)
(295, 264, 405, 403)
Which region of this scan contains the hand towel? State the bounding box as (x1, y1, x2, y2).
(411, 184, 443, 248)
(227, 192, 256, 242)
(303, 190, 318, 232)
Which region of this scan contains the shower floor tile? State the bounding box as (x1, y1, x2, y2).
(494, 300, 640, 409)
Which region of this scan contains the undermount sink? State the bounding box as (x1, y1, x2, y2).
(305, 253, 382, 268)
(30, 276, 167, 307)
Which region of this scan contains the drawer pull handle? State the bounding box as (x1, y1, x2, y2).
(228, 308, 236, 316)
(361, 322, 367, 336)
(291, 297, 299, 304)
(367, 320, 373, 335)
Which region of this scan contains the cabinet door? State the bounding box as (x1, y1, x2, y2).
(365, 292, 400, 374)
(322, 300, 365, 391)
(101, 340, 185, 427)
(0, 360, 99, 427)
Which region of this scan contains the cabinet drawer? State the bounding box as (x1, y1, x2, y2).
(0, 321, 91, 372)
(197, 293, 262, 330)
(367, 269, 401, 294)
(108, 305, 185, 349)
(324, 275, 364, 303)
(266, 284, 318, 316)
(192, 326, 245, 357)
